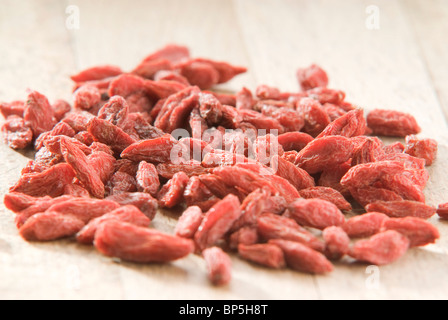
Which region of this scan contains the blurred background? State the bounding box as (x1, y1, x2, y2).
(1, 0, 447, 126)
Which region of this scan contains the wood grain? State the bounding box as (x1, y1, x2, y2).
(0, 0, 447, 300)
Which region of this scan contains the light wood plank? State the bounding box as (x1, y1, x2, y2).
(400, 0, 448, 125)
(234, 0, 448, 300)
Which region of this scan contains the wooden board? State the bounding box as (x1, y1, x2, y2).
(1, 0, 448, 300)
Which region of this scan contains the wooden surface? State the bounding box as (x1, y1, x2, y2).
(1, 0, 448, 300)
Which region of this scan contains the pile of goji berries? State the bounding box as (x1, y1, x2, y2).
(1, 44, 446, 286)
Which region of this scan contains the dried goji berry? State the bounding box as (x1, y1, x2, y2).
(194, 194, 242, 250)
(106, 192, 158, 220)
(73, 85, 102, 111)
(238, 243, 286, 269)
(322, 226, 350, 260)
(317, 109, 366, 138)
(286, 199, 345, 230)
(437, 203, 448, 220)
(174, 206, 204, 239)
(260, 104, 305, 133)
(136, 161, 160, 197)
(367, 109, 421, 137)
(294, 136, 354, 174)
(349, 230, 410, 266)
(296, 64, 329, 91)
(106, 171, 138, 195)
(257, 213, 324, 252)
(76, 205, 150, 244)
(317, 161, 351, 197)
(158, 171, 189, 208)
(269, 239, 333, 274)
(342, 212, 390, 238)
(299, 187, 352, 211)
(382, 217, 440, 248)
(19, 212, 85, 242)
(1, 116, 33, 149)
(120, 134, 176, 163)
(236, 87, 256, 110)
(383, 141, 405, 154)
(23, 90, 57, 137)
(9, 163, 76, 198)
(0, 100, 26, 118)
(60, 138, 105, 199)
(404, 135, 438, 166)
(295, 98, 330, 137)
(97, 95, 129, 127)
(202, 247, 232, 286)
(365, 200, 436, 219)
(94, 220, 195, 263)
(178, 61, 220, 90)
(271, 155, 315, 191)
(71, 65, 123, 83)
(229, 226, 259, 250)
(88, 117, 136, 154)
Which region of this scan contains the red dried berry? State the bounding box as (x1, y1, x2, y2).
(194, 194, 242, 250)
(296, 64, 329, 91)
(71, 65, 123, 83)
(136, 161, 160, 197)
(238, 243, 286, 269)
(322, 226, 350, 260)
(382, 217, 440, 248)
(350, 230, 410, 266)
(106, 192, 158, 220)
(277, 132, 314, 152)
(317, 109, 366, 138)
(229, 226, 259, 250)
(120, 134, 176, 163)
(202, 247, 232, 286)
(19, 212, 85, 242)
(404, 135, 437, 166)
(9, 163, 76, 198)
(257, 213, 324, 252)
(299, 187, 352, 211)
(349, 186, 403, 208)
(269, 239, 333, 274)
(88, 117, 136, 154)
(271, 155, 315, 191)
(342, 212, 390, 238)
(2, 116, 33, 149)
(294, 136, 354, 174)
(23, 90, 57, 137)
(0, 100, 26, 118)
(437, 203, 448, 220)
(60, 138, 105, 199)
(367, 109, 421, 137)
(286, 199, 345, 230)
(73, 85, 102, 111)
(97, 95, 129, 127)
(157, 171, 189, 208)
(174, 206, 204, 239)
(94, 220, 195, 263)
(365, 201, 436, 220)
(76, 205, 151, 244)
(296, 98, 331, 137)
